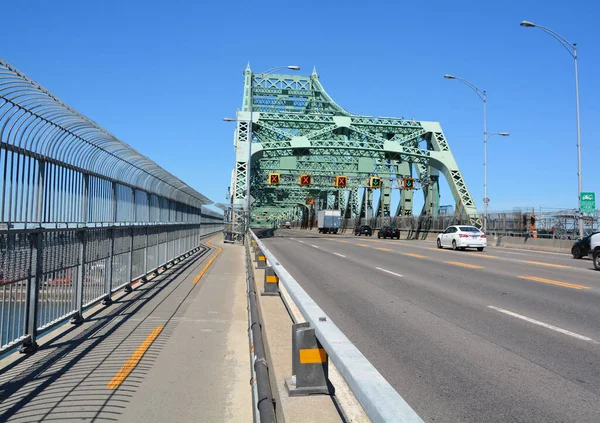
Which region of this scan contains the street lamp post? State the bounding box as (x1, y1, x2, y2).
(225, 65, 300, 238)
(444, 74, 509, 232)
(520, 20, 583, 237)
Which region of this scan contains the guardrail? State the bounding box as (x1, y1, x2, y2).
(244, 240, 276, 423)
(0, 224, 221, 354)
(0, 58, 224, 354)
(250, 229, 423, 423)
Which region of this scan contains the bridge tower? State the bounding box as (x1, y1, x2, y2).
(229, 65, 480, 233)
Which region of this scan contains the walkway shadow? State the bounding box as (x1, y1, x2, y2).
(0, 246, 211, 423)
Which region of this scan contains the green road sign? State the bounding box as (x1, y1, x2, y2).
(580, 192, 595, 213)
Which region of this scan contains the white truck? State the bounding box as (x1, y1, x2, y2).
(317, 210, 341, 234)
(589, 233, 600, 270)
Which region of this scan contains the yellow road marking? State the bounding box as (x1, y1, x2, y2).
(376, 247, 391, 251)
(467, 253, 498, 259)
(445, 261, 484, 269)
(356, 243, 370, 247)
(403, 253, 428, 259)
(299, 348, 327, 364)
(429, 248, 446, 251)
(107, 326, 164, 389)
(193, 237, 223, 284)
(336, 240, 348, 243)
(517, 276, 589, 290)
(522, 260, 570, 269)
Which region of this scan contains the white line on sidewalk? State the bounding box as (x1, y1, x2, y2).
(487, 306, 597, 343)
(375, 267, 403, 278)
(334, 253, 346, 258)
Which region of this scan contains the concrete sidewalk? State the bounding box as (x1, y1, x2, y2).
(0, 237, 252, 423)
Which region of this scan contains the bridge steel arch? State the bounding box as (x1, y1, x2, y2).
(229, 65, 480, 230)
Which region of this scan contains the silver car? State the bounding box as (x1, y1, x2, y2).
(437, 225, 487, 251)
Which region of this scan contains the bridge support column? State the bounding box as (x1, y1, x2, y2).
(285, 322, 333, 396)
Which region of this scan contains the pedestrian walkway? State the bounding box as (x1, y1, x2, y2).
(0, 236, 252, 423)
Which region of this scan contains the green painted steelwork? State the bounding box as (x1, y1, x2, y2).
(229, 66, 480, 228)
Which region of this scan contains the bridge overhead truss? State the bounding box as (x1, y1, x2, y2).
(230, 65, 479, 228)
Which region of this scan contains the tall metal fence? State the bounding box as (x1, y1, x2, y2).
(0, 58, 222, 353)
(293, 208, 598, 240)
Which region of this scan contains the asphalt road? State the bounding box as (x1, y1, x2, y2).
(259, 228, 600, 423)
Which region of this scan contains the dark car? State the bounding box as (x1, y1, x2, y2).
(572, 232, 599, 259)
(355, 225, 373, 236)
(378, 226, 400, 239)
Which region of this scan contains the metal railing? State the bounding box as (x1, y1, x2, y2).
(250, 230, 423, 423)
(0, 58, 223, 353)
(293, 209, 599, 240)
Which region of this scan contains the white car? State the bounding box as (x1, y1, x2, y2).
(437, 225, 487, 251)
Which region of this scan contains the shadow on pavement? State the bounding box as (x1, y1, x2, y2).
(0, 245, 212, 423)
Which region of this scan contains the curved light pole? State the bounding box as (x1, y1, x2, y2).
(520, 21, 583, 237)
(225, 65, 300, 236)
(444, 75, 509, 232)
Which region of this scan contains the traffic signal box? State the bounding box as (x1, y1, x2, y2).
(403, 177, 414, 189)
(334, 176, 347, 187)
(299, 174, 312, 186)
(268, 173, 280, 185)
(369, 176, 381, 189)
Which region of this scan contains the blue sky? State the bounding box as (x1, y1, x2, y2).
(2, 0, 598, 214)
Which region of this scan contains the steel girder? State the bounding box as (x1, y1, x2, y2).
(230, 65, 480, 227)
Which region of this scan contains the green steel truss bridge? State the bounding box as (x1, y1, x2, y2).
(228, 65, 479, 235)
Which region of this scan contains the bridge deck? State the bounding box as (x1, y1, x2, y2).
(0, 237, 251, 423)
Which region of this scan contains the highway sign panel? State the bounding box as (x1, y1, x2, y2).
(580, 192, 595, 213)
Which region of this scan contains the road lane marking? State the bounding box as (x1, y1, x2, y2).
(310, 244, 320, 249)
(403, 253, 428, 259)
(107, 326, 164, 389)
(333, 253, 346, 258)
(297, 240, 305, 243)
(487, 306, 597, 343)
(522, 260, 570, 269)
(517, 276, 589, 290)
(375, 267, 403, 277)
(376, 247, 391, 251)
(356, 243, 370, 247)
(193, 238, 222, 284)
(467, 253, 498, 259)
(336, 240, 348, 243)
(445, 261, 484, 269)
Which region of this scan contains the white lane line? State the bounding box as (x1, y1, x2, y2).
(311, 244, 320, 249)
(375, 267, 403, 278)
(297, 240, 304, 243)
(487, 306, 597, 343)
(334, 252, 346, 258)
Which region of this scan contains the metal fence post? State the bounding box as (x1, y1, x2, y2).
(71, 230, 86, 324)
(20, 231, 42, 353)
(124, 226, 134, 293)
(102, 228, 114, 305)
(142, 225, 149, 282)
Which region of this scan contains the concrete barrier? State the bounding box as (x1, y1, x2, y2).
(493, 235, 573, 254)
